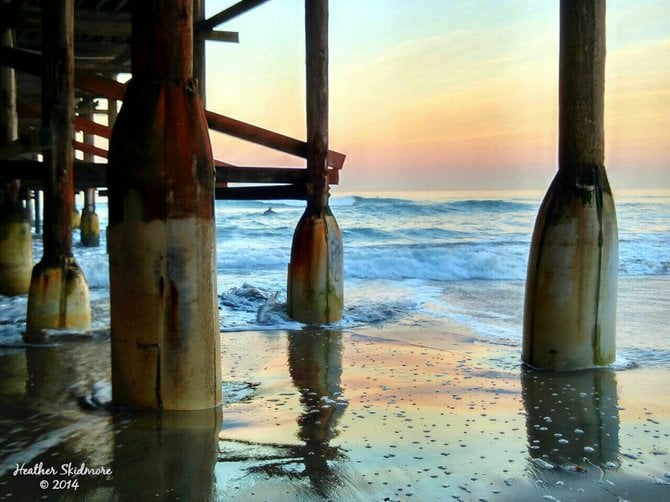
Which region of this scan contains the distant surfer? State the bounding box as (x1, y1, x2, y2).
(264, 206, 276, 215)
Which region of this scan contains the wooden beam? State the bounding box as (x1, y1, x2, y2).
(73, 9, 131, 38)
(0, 159, 106, 189)
(1, 46, 346, 167)
(2, 6, 131, 38)
(215, 165, 339, 185)
(199, 30, 239, 43)
(215, 184, 306, 201)
(0, 46, 42, 77)
(217, 166, 306, 184)
(206, 110, 345, 169)
(0, 129, 50, 160)
(195, 0, 270, 33)
(18, 98, 111, 139)
(75, 68, 125, 100)
(73, 140, 107, 158)
(206, 110, 305, 158)
(74, 59, 131, 74)
(0, 159, 342, 190)
(75, 116, 111, 139)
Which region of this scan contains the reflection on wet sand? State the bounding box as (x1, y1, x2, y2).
(522, 368, 619, 469)
(288, 329, 348, 494)
(0, 350, 26, 404)
(218, 328, 348, 498)
(0, 341, 112, 500)
(112, 408, 221, 501)
(0, 339, 221, 501)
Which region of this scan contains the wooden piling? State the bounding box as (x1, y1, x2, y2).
(193, 0, 206, 106)
(26, 0, 90, 340)
(108, 0, 221, 410)
(287, 0, 343, 324)
(0, 8, 33, 296)
(77, 99, 100, 247)
(523, 0, 617, 370)
(33, 189, 41, 235)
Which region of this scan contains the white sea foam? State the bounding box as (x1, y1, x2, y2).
(1, 191, 667, 366)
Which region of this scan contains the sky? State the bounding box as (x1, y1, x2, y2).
(204, 0, 670, 192)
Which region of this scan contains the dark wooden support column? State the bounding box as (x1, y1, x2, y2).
(0, 1, 33, 296)
(523, 0, 617, 370)
(33, 189, 41, 235)
(26, 0, 90, 340)
(108, 0, 221, 410)
(305, 0, 330, 214)
(77, 98, 100, 246)
(193, 0, 206, 105)
(287, 0, 343, 324)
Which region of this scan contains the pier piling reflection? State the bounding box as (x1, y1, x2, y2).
(111, 408, 221, 501)
(522, 368, 619, 469)
(217, 328, 349, 499)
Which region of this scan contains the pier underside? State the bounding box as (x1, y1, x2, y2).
(1, 0, 347, 410)
(1, 0, 617, 406)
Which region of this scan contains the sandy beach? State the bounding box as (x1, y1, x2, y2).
(0, 322, 668, 501)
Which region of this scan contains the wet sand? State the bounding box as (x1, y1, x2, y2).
(1, 326, 669, 501)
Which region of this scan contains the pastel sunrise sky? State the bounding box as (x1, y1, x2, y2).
(205, 0, 670, 191)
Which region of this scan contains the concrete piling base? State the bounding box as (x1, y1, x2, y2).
(71, 209, 80, 229)
(288, 207, 343, 324)
(25, 258, 91, 342)
(523, 169, 618, 370)
(0, 205, 33, 296)
(79, 208, 100, 247)
(108, 211, 221, 410)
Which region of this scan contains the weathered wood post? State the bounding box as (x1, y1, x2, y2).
(107, 0, 221, 410)
(287, 0, 343, 324)
(77, 99, 100, 247)
(193, 0, 206, 105)
(26, 0, 91, 340)
(523, 0, 617, 370)
(0, 8, 33, 296)
(33, 189, 42, 235)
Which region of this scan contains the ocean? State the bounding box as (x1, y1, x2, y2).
(1, 189, 669, 368)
